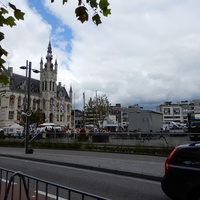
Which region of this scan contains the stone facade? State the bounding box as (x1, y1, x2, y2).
(0, 42, 72, 128)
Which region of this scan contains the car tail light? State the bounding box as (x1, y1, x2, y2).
(165, 147, 178, 174)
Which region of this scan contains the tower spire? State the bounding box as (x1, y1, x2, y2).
(40, 57, 43, 71)
(46, 41, 53, 61)
(55, 58, 58, 71)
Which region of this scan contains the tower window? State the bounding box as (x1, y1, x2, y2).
(9, 95, 15, 107)
(42, 81, 44, 91)
(8, 111, 14, 119)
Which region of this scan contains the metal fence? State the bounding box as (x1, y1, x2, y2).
(0, 167, 110, 200)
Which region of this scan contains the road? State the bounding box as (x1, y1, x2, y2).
(0, 155, 170, 200)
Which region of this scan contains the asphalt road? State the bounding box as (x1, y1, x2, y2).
(0, 135, 194, 199)
(0, 155, 170, 200)
(0, 147, 166, 181)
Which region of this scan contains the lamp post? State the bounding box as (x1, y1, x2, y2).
(74, 92, 75, 139)
(20, 61, 39, 154)
(20, 60, 28, 154)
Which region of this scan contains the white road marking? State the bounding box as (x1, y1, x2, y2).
(2, 179, 17, 184)
(36, 190, 68, 200)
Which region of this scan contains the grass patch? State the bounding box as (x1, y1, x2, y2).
(0, 138, 173, 156)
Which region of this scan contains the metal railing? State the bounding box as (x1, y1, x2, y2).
(0, 167, 110, 200)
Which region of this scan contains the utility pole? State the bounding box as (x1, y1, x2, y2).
(83, 92, 85, 129)
(20, 61, 39, 154)
(96, 90, 98, 128)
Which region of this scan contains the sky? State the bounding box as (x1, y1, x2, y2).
(2, 0, 200, 111)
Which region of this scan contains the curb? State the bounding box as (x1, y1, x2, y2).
(0, 154, 162, 182)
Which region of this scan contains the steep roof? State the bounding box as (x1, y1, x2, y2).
(10, 73, 40, 93)
(57, 85, 70, 100)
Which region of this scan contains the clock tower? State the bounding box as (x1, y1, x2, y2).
(40, 42, 58, 122)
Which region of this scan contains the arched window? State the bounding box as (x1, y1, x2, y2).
(67, 104, 71, 114)
(17, 96, 22, 108)
(9, 95, 15, 107)
(62, 104, 65, 112)
(57, 102, 59, 112)
(45, 81, 47, 90)
(42, 81, 44, 91)
(8, 111, 14, 119)
(50, 98, 53, 111)
(43, 99, 46, 109)
(33, 99, 36, 110)
(49, 113, 53, 123)
(37, 99, 40, 109)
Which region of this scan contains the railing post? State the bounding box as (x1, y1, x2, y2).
(4, 171, 30, 200)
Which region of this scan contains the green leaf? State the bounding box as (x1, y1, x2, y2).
(0, 16, 5, 27)
(0, 75, 9, 85)
(99, 0, 110, 10)
(0, 57, 5, 66)
(75, 6, 89, 23)
(99, 0, 111, 17)
(4, 16, 16, 27)
(63, 0, 68, 4)
(0, 46, 8, 57)
(8, 3, 25, 20)
(103, 8, 111, 17)
(0, 32, 5, 41)
(75, 6, 88, 16)
(90, 0, 98, 8)
(0, 64, 6, 73)
(14, 9, 25, 20)
(8, 3, 17, 10)
(92, 14, 102, 25)
(0, 7, 9, 15)
(51, 0, 68, 4)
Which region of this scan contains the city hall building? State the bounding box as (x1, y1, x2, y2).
(0, 42, 72, 128)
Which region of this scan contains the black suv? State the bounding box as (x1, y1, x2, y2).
(161, 142, 200, 200)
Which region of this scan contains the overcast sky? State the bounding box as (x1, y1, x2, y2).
(2, 0, 200, 110)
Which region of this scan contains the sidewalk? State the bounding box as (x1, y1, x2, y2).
(0, 147, 166, 182)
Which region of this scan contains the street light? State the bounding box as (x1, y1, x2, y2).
(20, 61, 40, 154)
(74, 92, 75, 139)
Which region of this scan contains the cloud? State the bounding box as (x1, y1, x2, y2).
(2, 0, 51, 77)
(2, 0, 200, 110)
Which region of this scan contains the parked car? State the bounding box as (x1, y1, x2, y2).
(161, 142, 200, 200)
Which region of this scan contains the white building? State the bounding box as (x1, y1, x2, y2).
(156, 100, 200, 123)
(0, 42, 72, 128)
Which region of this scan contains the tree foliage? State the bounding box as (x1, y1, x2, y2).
(29, 109, 46, 126)
(20, 109, 45, 127)
(0, 2, 25, 84)
(51, 0, 111, 25)
(0, 0, 111, 84)
(84, 93, 111, 125)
